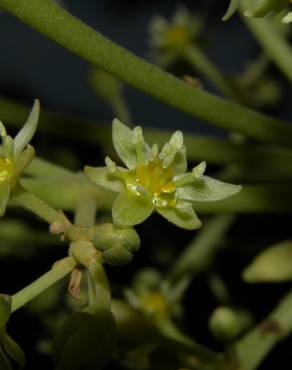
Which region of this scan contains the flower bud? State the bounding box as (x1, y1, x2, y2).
(208, 306, 241, 342)
(91, 223, 140, 265)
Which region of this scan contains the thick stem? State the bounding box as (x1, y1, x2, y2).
(74, 192, 97, 228)
(234, 289, 292, 370)
(169, 215, 234, 281)
(26, 157, 74, 179)
(11, 257, 76, 312)
(1, 0, 292, 146)
(3, 96, 292, 169)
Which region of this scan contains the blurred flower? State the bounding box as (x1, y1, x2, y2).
(148, 6, 202, 66)
(86, 120, 241, 230)
(0, 100, 39, 216)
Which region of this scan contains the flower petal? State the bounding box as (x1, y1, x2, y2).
(176, 176, 241, 202)
(14, 100, 40, 158)
(172, 146, 187, 175)
(85, 166, 125, 193)
(112, 119, 138, 169)
(157, 202, 201, 230)
(112, 191, 154, 227)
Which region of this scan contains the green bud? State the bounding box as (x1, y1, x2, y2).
(52, 306, 116, 370)
(208, 306, 241, 342)
(91, 223, 140, 265)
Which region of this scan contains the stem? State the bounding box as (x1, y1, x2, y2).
(74, 192, 97, 228)
(111, 94, 132, 126)
(169, 215, 234, 282)
(234, 289, 292, 370)
(9, 186, 62, 224)
(2, 1, 292, 146)
(3, 96, 292, 169)
(11, 257, 76, 312)
(182, 46, 239, 101)
(157, 319, 225, 368)
(20, 177, 115, 211)
(26, 157, 74, 179)
(241, 7, 292, 82)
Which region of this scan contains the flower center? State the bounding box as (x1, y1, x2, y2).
(164, 25, 191, 49)
(0, 158, 14, 182)
(126, 158, 176, 207)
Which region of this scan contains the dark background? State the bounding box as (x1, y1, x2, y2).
(0, 1, 292, 369)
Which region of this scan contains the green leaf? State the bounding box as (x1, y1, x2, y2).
(176, 176, 241, 202)
(112, 119, 138, 170)
(0, 350, 12, 370)
(112, 191, 154, 227)
(84, 166, 125, 193)
(157, 201, 201, 230)
(222, 0, 240, 21)
(53, 310, 116, 370)
(0, 295, 11, 329)
(242, 241, 292, 283)
(14, 100, 39, 157)
(2, 334, 25, 369)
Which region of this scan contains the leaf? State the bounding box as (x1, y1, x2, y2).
(112, 119, 138, 170)
(53, 310, 116, 370)
(157, 201, 201, 230)
(176, 176, 241, 202)
(14, 100, 39, 157)
(222, 0, 240, 21)
(84, 166, 125, 193)
(2, 334, 25, 369)
(242, 241, 292, 283)
(112, 190, 154, 227)
(0, 295, 11, 329)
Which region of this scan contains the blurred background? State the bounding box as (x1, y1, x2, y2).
(0, 1, 292, 369)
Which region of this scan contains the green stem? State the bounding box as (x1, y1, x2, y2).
(26, 157, 74, 179)
(182, 46, 239, 101)
(20, 178, 292, 213)
(3, 96, 292, 170)
(2, 1, 292, 146)
(11, 256, 76, 312)
(157, 319, 225, 368)
(74, 192, 97, 228)
(111, 94, 132, 126)
(169, 215, 234, 282)
(241, 8, 292, 82)
(9, 186, 62, 224)
(234, 289, 292, 370)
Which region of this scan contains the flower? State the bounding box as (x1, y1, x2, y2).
(148, 6, 202, 66)
(0, 100, 39, 216)
(85, 119, 241, 230)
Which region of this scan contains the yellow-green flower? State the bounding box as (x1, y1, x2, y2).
(0, 100, 39, 216)
(148, 6, 202, 66)
(85, 120, 241, 230)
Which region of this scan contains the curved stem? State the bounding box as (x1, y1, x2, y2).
(234, 289, 292, 370)
(1, 0, 292, 146)
(182, 46, 239, 101)
(240, 6, 292, 82)
(74, 192, 97, 228)
(9, 186, 62, 224)
(168, 215, 234, 282)
(11, 257, 76, 312)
